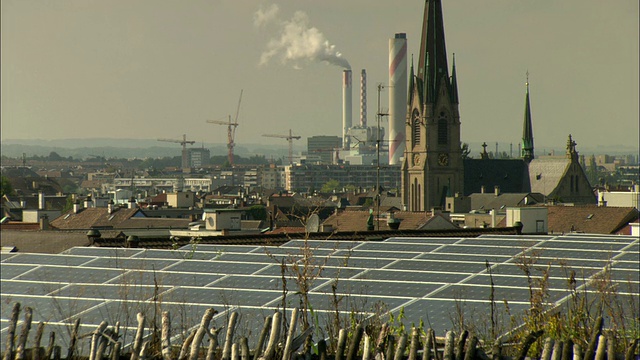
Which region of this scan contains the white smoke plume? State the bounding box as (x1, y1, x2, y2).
(255, 6, 350, 70)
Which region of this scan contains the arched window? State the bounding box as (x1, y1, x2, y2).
(412, 109, 421, 145)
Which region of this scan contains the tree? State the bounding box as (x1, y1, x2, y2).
(461, 143, 472, 159)
(1, 176, 14, 197)
(320, 179, 340, 193)
(246, 205, 267, 221)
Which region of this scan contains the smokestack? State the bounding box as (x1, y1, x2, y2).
(342, 69, 353, 149)
(360, 69, 367, 127)
(389, 33, 407, 165)
(38, 191, 45, 210)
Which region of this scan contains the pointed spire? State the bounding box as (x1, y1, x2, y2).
(450, 53, 459, 104)
(408, 54, 415, 106)
(417, 0, 450, 106)
(521, 71, 534, 162)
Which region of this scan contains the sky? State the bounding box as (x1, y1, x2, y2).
(2, 0, 638, 155)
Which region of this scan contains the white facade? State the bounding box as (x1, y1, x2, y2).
(597, 188, 639, 208)
(167, 191, 195, 208)
(506, 207, 548, 234)
(203, 209, 243, 231)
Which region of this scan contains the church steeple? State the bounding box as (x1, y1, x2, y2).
(450, 53, 459, 104)
(417, 0, 450, 106)
(522, 72, 534, 162)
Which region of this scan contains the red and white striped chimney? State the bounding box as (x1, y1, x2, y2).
(389, 33, 407, 165)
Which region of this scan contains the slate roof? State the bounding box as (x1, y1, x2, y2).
(528, 158, 571, 195)
(547, 205, 639, 234)
(469, 193, 544, 211)
(50, 207, 140, 230)
(322, 210, 455, 232)
(463, 159, 530, 195)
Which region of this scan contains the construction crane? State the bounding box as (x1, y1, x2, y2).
(263, 129, 301, 165)
(206, 90, 243, 166)
(157, 134, 196, 170)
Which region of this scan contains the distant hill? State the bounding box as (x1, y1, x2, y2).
(1, 138, 290, 159)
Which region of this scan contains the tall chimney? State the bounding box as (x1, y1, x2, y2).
(38, 191, 45, 210)
(84, 194, 92, 209)
(360, 69, 367, 127)
(389, 33, 407, 165)
(73, 200, 81, 214)
(129, 197, 137, 209)
(342, 69, 353, 150)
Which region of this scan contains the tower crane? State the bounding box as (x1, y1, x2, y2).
(157, 134, 196, 170)
(262, 129, 301, 165)
(206, 90, 243, 166)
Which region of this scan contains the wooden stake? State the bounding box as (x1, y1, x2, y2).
(541, 337, 554, 360)
(394, 333, 408, 360)
(231, 343, 239, 360)
(422, 329, 434, 360)
(455, 331, 468, 360)
(240, 337, 249, 360)
(178, 330, 197, 360)
(44, 332, 56, 360)
(582, 317, 603, 360)
(222, 312, 239, 360)
(67, 319, 81, 360)
(346, 324, 364, 360)
(205, 328, 222, 360)
(253, 316, 272, 360)
(463, 336, 478, 360)
(443, 332, 455, 360)
(16, 306, 33, 360)
(263, 312, 282, 360)
(90, 322, 109, 360)
(515, 330, 544, 360)
(3, 302, 20, 360)
(162, 311, 172, 360)
(282, 308, 299, 360)
(593, 336, 606, 360)
(131, 313, 146, 360)
(335, 329, 347, 360)
(362, 334, 371, 360)
(385, 335, 395, 360)
(408, 328, 419, 360)
(190, 308, 217, 360)
(33, 322, 45, 360)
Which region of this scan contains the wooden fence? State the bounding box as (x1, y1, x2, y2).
(2, 303, 638, 360)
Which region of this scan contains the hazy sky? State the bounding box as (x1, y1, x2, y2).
(2, 0, 638, 153)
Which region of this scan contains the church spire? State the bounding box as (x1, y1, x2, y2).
(450, 53, 459, 104)
(408, 54, 415, 106)
(417, 0, 449, 105)
(521, 72, 534, 162)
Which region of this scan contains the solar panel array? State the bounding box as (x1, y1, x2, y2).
(1, 233, 638, 355)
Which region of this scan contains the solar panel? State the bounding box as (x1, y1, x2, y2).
(0, 264, 38, 280)
(3, 253, 93, 266)
(15, 266, 123, 284)
(163, 260, 268, 275)
(106, 270, 223, 287)
(1, 233, 637, 357)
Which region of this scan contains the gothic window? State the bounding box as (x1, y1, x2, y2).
(438, 116, 448, 145)
(412, 109, 421, 145)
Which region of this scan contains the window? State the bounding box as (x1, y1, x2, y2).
(536, 220, 545, 233)
(412, 109, 421, 145)
(438, 118, 448, 145)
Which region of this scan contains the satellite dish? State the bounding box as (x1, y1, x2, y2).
(305, 214, 320, 233)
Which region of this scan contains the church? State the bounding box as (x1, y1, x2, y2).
(401, 0, 596, 211)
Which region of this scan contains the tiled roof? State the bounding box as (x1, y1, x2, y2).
(322, 210, 450, 232)
(528, 158, 570, 196)
(93, 226, 521, 249)
(117, 217, 191, 229)
(463, 159, 530, 195)
(50, 207, 140, 230)
(547, 205, 639, 234)
(469, 193, 544, 211)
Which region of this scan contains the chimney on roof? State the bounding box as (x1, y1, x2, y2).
(128, 197, 137, 209)
(84, 195, 93, 209)
(481, 186, 486, 194)
(490, 209, 496, 228)
(39, 214, 49, 230)
(73, 199, 81, 214)
(494, 186, 500, 196)
(108, 199, 115, 214)
(38, 191, 45, 210)
(598, 192, 607, 207)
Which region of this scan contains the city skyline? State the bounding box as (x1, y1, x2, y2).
(2, 0, 638, 153)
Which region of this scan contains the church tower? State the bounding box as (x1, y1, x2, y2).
(401, 0, 462, 211)
(521, 74, 535, 162)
